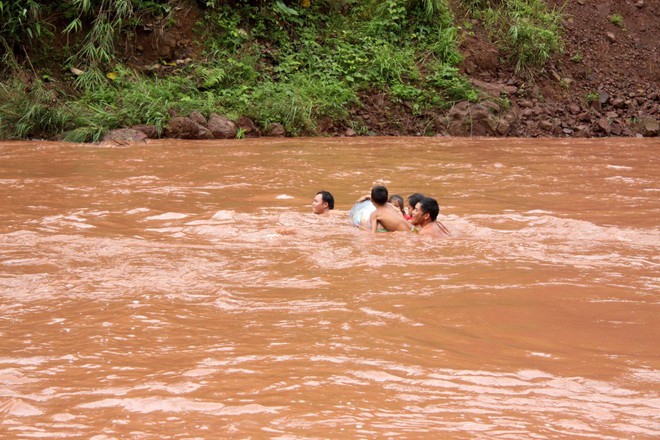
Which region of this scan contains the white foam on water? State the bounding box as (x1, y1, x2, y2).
(145, 212, 188, 221)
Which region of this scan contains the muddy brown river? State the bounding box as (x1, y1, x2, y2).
(1, 137, 659, 438)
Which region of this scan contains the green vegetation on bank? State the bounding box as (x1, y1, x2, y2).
(470, 0, 565, 76)
(0, 0, 565, 141)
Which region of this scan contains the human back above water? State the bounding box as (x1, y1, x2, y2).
(368, 185, 413, 233)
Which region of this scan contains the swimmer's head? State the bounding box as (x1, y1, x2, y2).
(371, 185, 388, 205)
(419, 197, 439, 221)
(389, 194, 404, 212)
(407, 193, 425, 213)
(312, 190, 334, 214)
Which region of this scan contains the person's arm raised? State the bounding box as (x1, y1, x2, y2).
(369, 211, 379, 233)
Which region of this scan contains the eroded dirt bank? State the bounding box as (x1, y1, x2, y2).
(419, 0, 659, 138)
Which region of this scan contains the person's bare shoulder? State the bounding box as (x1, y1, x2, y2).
(418, 224, 448, 238)
(378, 210, 409, 232)
(417, 227, 432, 237)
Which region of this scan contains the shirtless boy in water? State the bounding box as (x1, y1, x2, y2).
(368, 185, 412, 233)
(411, 197, 451, 239)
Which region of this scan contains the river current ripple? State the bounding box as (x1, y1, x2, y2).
(1, 138, 659, 438)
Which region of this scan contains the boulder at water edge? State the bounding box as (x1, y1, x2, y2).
(131, 124, 158, 139)
(166, 117, 213, 139)
(189, 111, 207, 127)
(238, 116, 261, 137)
(102, 128, 148, 143)
(268, 123, 286, 137)
(635, 116, 659, 137)
(208, 113, 237, 139)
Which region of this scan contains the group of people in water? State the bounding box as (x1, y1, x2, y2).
(311, 185, 450, 239)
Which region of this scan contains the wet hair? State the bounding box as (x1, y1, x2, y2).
(317, 190, 334, 210)
(371, 185, 388, 205)
(389, 194, 405, 213)
(389, 194, 403, 207)
(419, 197, 439, 221)
(407, 193, 425, 210)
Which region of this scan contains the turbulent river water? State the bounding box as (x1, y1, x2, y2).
(1, 137, 659, 439)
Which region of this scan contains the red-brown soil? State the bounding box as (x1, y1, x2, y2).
(454, 0, 659, 137)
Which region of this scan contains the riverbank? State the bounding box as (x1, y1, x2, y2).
(0, 0, 658, 141)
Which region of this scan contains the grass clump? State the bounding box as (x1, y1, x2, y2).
(609, 13, 624, 29)
(472, 0, 565, 77)
(0, 80, 74, 139)
(586, 92, 599, 104)
(243, 75, 358, 134)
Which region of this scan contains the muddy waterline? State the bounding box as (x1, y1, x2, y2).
(1, 137, 659, 438)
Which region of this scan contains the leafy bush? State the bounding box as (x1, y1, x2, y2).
(427, 63, 478, 103)
(246, 75, 358, 134)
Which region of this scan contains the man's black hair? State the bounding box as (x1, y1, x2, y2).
(419, 197, 439, 221)
(371, 185, 388, 205)
(317, 190, 334, 210)
(407, 193, 425, 209)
